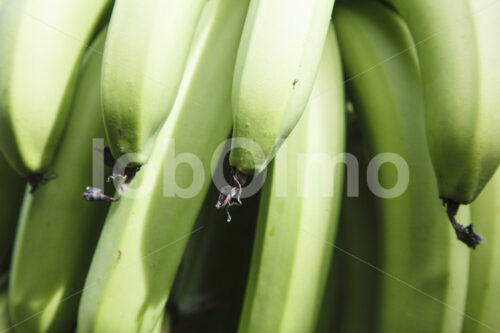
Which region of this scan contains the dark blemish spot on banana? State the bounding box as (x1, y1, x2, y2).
(118, 129, 123, 136)
(115, 250, 122, 267)
(293, 79, 299, 87)
(27, 172, 58, 194)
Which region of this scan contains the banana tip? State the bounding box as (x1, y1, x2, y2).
(27, 172, 57, 194)
(441, 197, 482, 249)
(215, 168, 247, 222)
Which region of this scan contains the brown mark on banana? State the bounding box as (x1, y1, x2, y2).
(114, 250, 122, 267)
(27, 172, 58, 194)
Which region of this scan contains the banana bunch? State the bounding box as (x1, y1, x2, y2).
(463, 169, 500, 333)
(0, 152, 25, 276)
(229, 0, 336, 176)
(101, 0, 206, 167)
(7, 28, 110, 333)
(238, 24, 345, 333)
(335, 1, 469, 331)
(1, 0, 500, 332)
(77, 1, 250, 331)
(0, 0, 112, 184)
(381, 0, 500, 246)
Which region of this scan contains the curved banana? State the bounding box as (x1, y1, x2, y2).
(229, 0, 336, 175)
(8, 29, 110, 333)
(383, 0, 500, 241)
(0, 0, 113, 179)
(463, 169, 500, 333)
(335, 1, 470, 331)
(101, 0, 207, 165)
(77, 1, 250, 332)
(238, 24, 345, 333)
(0, 152, 25, 275)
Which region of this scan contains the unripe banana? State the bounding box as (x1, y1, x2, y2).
(463, 169, 500, 333)
(229, 0, 336, 175)
(0, 152, 25, 275)
(0, 0, 113, 179)
(101, 0, 206, 164)
(238, 24, 345, 333)
(382, 0, 500, 243)
(8, 28, 110, 333)
(335, 1, 470, 331)
(77, 1, 250, 331)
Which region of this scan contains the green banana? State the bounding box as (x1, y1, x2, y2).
(8, 28, 110, 333)
(0, 152, 25, 275)
(382, 0, 500, 245)
(0, 0, 113, 180)
(463, 169, 500, 333)
(101, 0, 206, 165)
(229, 0, 336, 175)
(317, 114, 379, 333)
(77, 1, 250, 331)
(335, 1, 470, 331)
(238, 24, 345, 333)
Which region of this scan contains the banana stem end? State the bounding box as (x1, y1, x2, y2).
(27, 172, 58, 194)
(82, 146, 140, 202)
(441, 197, 482, 249)
(215, 168, 247, 222)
